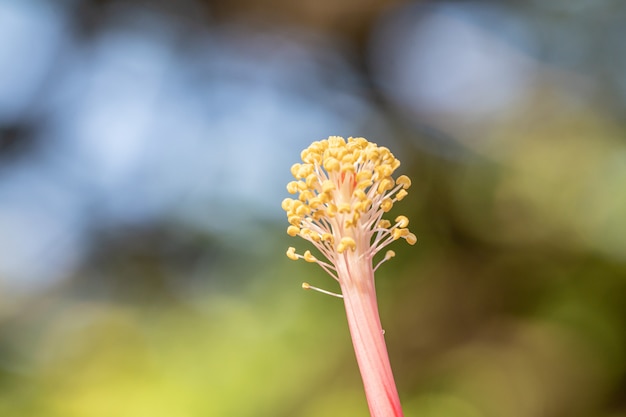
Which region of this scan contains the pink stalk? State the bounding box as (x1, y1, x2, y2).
(339, 255, 404, 417)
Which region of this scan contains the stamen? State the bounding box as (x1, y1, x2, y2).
(302, 282, 343, 298)
(286, 247, 298, 260)
(395, 215, 409, 228)
(374, 250, 396, 271)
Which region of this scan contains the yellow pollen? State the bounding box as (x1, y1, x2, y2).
(392, 228, 405, 240)
(356, 171, 372, 182)
(290, 163, 301, 178)
(287, 225, 300, 236)
(395, 215, 409, 228)
(323, 157, 340, 172)
(396, 175, 411, 189)
(381, 198, 393, 212)
(308, 198, 322, 209)
(338, 203, 351, 214)
(321, 233, 334, 243)
(286, 247, 298, 260)
(353, 189, 367, 201)
(378, 219, 391, 229)
(296, 204, 310, 216)
(303, 250, 316, 262)
(341, 162, 355, 173)
(305, 173, 317, 187)
(406, 233, 417, 245)
(377, 178, 394, 193)
(337, 237, 357, 253)
(287, 181, 299, 194)
(357, 179, 373, 190)
(322, 180, 336, 193)
(345, 217, 357, 228)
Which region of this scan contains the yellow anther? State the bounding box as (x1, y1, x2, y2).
(298, 190, 314, 203)
(353, 189, 367, 201)
(345, 212, 361, 228)
(290, 199, 303, 210)
(353, 201, 368, 213)
(288, 215, 300, 226)
(356, 171, 372, 182)
(297, 165, 313, 178)
(287, 225, 300, 236)
(375, 165, 393, 179)
(297, 181, 308, 191)
(328, 136, 346, 146)
(395, 215, 409, 228)
(303, 250, 316, 262)
(321, 233, 334, 243)
(381, 198, 393, 212)
(385, 250, 396, 260)
(341, 162, 355, 173)
(286, 181, 299, 194)
(323, 157, 340, 172)
(351, 137, 368, 147)
(305, 173, 318, 187)
(308, 197, 323, 209)
(322, 180, 336, 193)
(356, 179, 373, 190)
(337, 237, 357, 253)
(406, 233, 417, 245)
(302, 150, 321, 165)
(281, 198, 293, 211)
(396, 175, 411, 189)
(338, 203, 351, 214)
(378, 219, 391, 229)
(290, 163, 302, 178)
(368, 149, 380, 161)
(342, 153, 355, 164)
(377, 178, 394, 194)
(286, 247, 298, 260)
(295, 204, 310, 216)
(396, 189, 408, 201)
(392, 228, 409, 240)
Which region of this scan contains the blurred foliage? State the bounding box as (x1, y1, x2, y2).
(1, 0, 626, 416)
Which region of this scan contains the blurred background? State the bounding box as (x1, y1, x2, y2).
(1, 0, 626, 416)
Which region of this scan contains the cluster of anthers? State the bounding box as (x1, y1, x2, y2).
(282, 136, 416, 292)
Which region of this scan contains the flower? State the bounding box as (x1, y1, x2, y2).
(282, 136, 415, 417)
(282, 136, 416, 277)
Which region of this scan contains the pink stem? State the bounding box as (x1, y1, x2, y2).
(340, 267, 404, 417)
